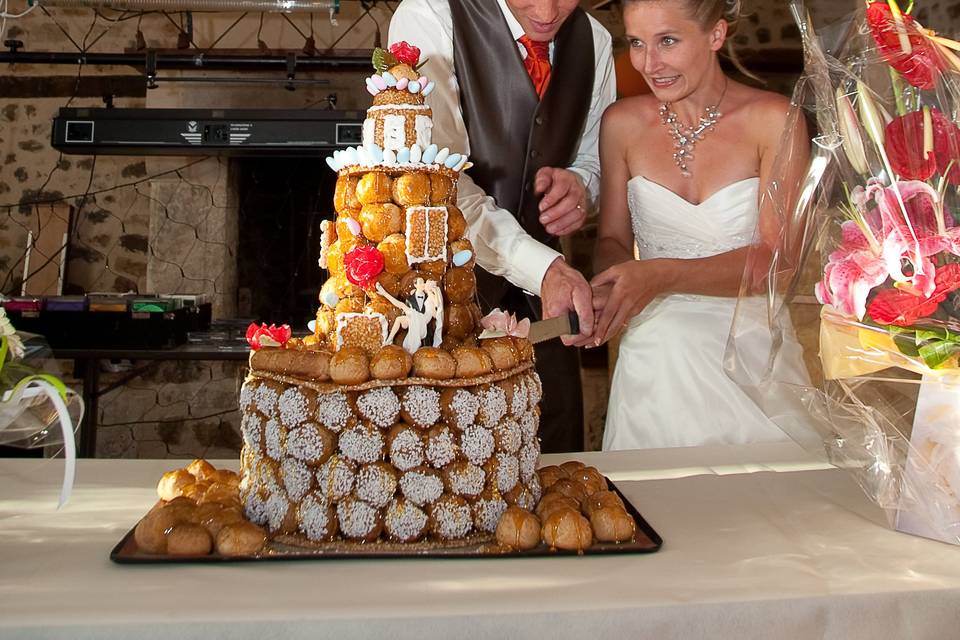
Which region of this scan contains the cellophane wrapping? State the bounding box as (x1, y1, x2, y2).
(726, 0, 960, 544)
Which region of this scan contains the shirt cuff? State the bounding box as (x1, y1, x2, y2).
(509, 236, 562, 297)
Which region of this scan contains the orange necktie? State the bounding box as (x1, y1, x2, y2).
(518, 34, 551, 98)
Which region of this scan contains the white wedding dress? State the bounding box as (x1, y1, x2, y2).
(602, 175, 808, 450)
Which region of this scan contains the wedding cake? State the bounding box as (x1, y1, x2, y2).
(237, 42, 543, 546)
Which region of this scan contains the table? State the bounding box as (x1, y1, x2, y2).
(2, 442, 959, 639)
(54, 343, 249, 458)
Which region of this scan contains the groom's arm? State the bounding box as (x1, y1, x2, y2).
(388, 0, 560, 298)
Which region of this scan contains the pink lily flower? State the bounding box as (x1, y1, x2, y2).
(479, 308, 531, 339)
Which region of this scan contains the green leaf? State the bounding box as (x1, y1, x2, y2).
(918, 339, 960, 369)
(886, 325, 921, 357)
(372, 48, 397, 74)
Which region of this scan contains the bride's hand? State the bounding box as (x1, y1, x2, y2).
(589, 260, 665, 346)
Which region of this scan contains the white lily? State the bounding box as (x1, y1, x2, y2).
(837, 86, 869, 175)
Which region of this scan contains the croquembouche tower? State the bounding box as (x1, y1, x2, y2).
(237, 42, 544, 547)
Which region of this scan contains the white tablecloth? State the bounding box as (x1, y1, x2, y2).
(1, 443, 959, 640)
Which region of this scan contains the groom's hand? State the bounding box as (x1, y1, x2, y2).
(540, 257, 595, 347)
(535, 167, 588, 237)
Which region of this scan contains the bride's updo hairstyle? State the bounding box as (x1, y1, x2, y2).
(624, 0, 758, 81)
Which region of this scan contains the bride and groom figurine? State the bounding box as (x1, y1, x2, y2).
(391, 0, 811, 452)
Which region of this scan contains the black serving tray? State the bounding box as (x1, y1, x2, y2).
(110, 482, 662, 563)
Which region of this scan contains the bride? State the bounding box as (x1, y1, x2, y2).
(593, 0, 810, 450)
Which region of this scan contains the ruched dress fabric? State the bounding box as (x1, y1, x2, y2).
(602, 176, 807, 450)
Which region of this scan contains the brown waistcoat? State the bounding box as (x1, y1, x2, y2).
(450, 0, 595, 314)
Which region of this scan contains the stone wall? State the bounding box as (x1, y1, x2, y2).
(4, 0, 960, 457)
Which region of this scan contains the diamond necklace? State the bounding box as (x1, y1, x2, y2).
(659, 80, 728, 178)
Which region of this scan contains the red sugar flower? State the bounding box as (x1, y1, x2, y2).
(866, 2, 945, 90)
(246, 323, 292, 350)
(389, 41, 421, 67)
(344, 245, 385, 289)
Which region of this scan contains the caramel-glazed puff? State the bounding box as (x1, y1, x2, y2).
(448, 238, 475, 269)
(370, 344, 413, 380)
(378, 233, 411, 275)
(364, 298, 402, 328)
(334, 175, 362, 215)
(356, 172, 394, 205)
(329, 345, 370, 385)
(392, 172, 432, 206)
(419, 259, 448, 276)
(443, 267, 476, 304)
(446, 205, 467, 242)
(316, 308, 337, 336)
(374, 271, 403, 300)
(325, 240, 346, 275)
(335, 297, 365, 316)
(483, 336, 519, 371)
(430, 173, 456, 206)
(336, 215, 365, 251)
(359, 203, 404, 243)
(412, 346, 457, 380)
(443, 304, 475, 340)
(451, 345, 493, 378)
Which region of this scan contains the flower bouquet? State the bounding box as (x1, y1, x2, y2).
(0, 305, 83, 507)
(726, 0, 960, 544)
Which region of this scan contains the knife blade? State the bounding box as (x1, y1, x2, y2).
(527, 311, 581, 344)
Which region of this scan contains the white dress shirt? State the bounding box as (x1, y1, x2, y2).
(389, 0, 616, 296)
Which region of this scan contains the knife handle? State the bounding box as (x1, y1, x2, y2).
(567, 310, 580, 335)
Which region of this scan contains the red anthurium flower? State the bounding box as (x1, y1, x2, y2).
(866, 2, 945, 90)
(389, 41, 421, 67)
(344, 245, 385, 289)
(867, 262, 960, 326)
(885, 108, 960, 183)
(246, 322, 292, 350)
(885, 111, 936, 181)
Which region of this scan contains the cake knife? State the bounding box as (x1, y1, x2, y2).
(527, 311, 580, 344)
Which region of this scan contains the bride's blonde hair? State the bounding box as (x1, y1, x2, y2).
(625, 0, 760, 82)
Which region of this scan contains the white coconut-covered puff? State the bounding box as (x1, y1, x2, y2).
(297, 491, 338, 542)
(459, 424, 495, 466)
(265, 490, 294, 533)
(399, 466, 444, 507)
(442, 388, 479, 431)
(281, 456, 315, 502)
(443, 461, 485, 498)
(494, 417, 522, 455)
(316, 391, 353, 432)
(490, 452, 520, 494)
(243, 489, 270, 527)
(317, 454, 357, 501)
(528, 471, 543, 504)
(253, 383, 279, 415)
(472, 491, 508, 533)
(388, 424, 425, 471)
(401, 386, 441, 428)
(336, 497, 383, 541)
(265, 419, 286, 461)
(357, 387, 400, 428)
(478, 385, 507, 429)
(429, 494, 474, 540)
(279, 387, 311, 429)
(384, 497, 429, 542)
(339, 422, 386, 464)
(425, 424, 458, 468)
(518, 410, 538, 445)
(355, 462, 398, 508)
(239, 381, 255, 411)
(510, 378, 529, 417)
(518, 440, 540, 484)
(287, 422, 335, 466)
(241, 411, 264, 451)
(527, 374, 543, 409)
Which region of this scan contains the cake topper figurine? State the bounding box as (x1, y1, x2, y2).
(376, 278, 444, 354)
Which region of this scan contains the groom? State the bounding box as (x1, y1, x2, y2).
(389, 0, 616, 452)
